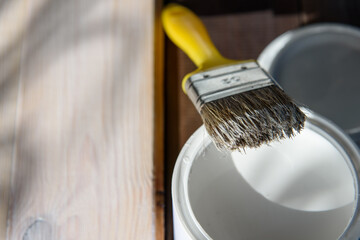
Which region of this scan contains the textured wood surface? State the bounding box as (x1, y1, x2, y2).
(154, 0, 165, 239)
(0, 0, 156, 239)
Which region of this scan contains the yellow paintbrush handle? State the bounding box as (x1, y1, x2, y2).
(162, 4, 253, 93)
(162, 4, 231, 69)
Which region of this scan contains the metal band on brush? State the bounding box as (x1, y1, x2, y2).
(185, 61, 278, 111)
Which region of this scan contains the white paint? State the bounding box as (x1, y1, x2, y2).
(231, 128, 355, 211)
(187, 135, 355, 240)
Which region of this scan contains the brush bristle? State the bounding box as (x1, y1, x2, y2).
(200, 85, 306, 151)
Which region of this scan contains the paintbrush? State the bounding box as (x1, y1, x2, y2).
(162, 4, 306, 151)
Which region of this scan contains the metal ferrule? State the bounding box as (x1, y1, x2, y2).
(185, 61, 280, 111)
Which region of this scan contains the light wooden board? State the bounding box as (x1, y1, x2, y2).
(0, 0, 156, 239)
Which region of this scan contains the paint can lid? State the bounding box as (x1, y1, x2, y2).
(258, 23, 360, 145)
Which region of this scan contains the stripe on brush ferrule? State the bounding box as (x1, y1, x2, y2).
(185, 62, 279, 111)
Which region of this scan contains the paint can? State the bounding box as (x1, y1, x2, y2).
(172, 109, 360, 239)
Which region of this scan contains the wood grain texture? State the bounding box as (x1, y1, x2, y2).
(0, 0, 156, 239)
(154, 0, 165, 239)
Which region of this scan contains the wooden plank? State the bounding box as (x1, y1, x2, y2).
(164, 40, 181, 240)
(154, 0, 165, 239)
(0, 1, 29, 239)
(0, 0, 156, 239)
